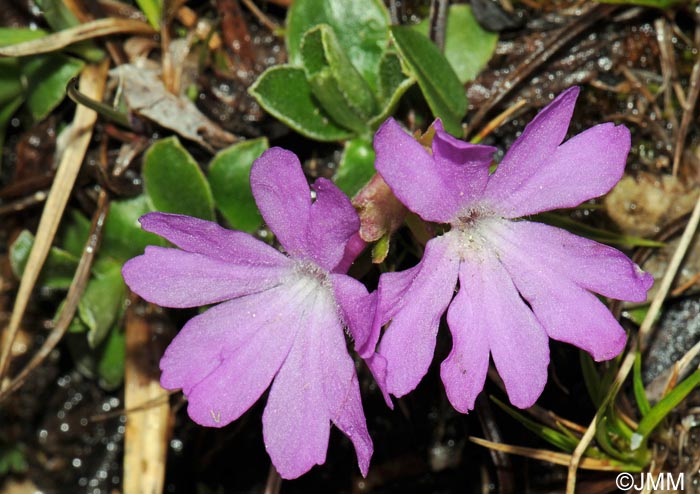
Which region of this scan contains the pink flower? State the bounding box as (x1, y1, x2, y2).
(370, 87, 653, 411)
(122, 148, 374, 479)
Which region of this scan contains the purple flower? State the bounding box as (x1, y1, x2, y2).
(122, 148, 375, 479)
(370, 87, 653, 412)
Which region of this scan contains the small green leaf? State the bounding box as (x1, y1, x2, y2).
(10, 230, 79, 289)
(0, 58, 23, 107)
(334, 137, 376, 196)
(287, 0, 390, 91)
(537, 213, 665, 248)
(135, 0, 162, 29)
(390, 26, 467, 136)
(209, 138, 268, 232)
(594, 416, 631, 461)
(414, 4, 497, 83)
(20, 54, 84, 121)
(301, 25, 377, 120)
(78, 261, 126, 348)
(633, 352, 651, 416)
(143, 136, 215, 221)
(0, 95, 23, 168)
(632, 370, 700, 450)
(35, 0, 80, 30)
(96, 325, 125, 390)
(250, 65, 353, 141)
(580, 351, 603, 407)
(491, 396, 581, 453)
(0, 27, 47, 46)
(371, 233, 390, 264)
(32, 1, 104, 61)
(101, 195, 165, 261)
(368, 52, 415, 129)
(307, 68, 368, 134)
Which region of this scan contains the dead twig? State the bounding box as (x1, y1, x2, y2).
(466, 4, 617, 135)
(0, 60, 109, 384)
(0, 190, 109, 403)
(566, 187, 700, 493)
(0, 18, 155, 57)
(241, 0, 281, 32)
(672, 20, 700, 177)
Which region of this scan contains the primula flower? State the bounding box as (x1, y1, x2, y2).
(371, 87, 653, 412)
(122, 148, 374, 479)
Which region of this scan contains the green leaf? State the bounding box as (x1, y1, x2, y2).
(632, 370, 700, 450)
(135, 0, 162, 29)
(250, 65, 354, 141)
(32, 1, 104, 61)
(334, 137, 376, 196)
(0, 95, 23, 168)
(414, 4, 497, 83)
(0, 58, 23, 107)
(20, 54, 84, 121)
(633, 352, 651, 416)
(307, 68, 369, 133)
(580, 351, 603, 407)
(209, 138, 268, 232)
(301, 25, 377, 120)
(287, 0, 390, 91)
(368, 51, 415, 129)
(101, 195, 165, 261)
(96, 325, 125, 390)
(390, 26, 467, 136)
(537, 213, 665, 248)
(491, 396, 580, 453)
(143, 137, 215, 221)
(594, 416, 631, 461)
(10, 230, 79, 289)
(35, 0, 80, 30)
(0, 27, 47, 46)
(78, 261, 126, 348)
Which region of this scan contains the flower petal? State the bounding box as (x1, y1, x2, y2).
(486, 222, 629, 361)
(318, 293, 373, 476)
(250, 147, 312, 256)
(262, 290, 334, 479)
(483, 219, 652, 302)
(482, 87, 579, 211)
(374, 119, 496, 223)
(440, 265, 490, 413)
(373, 118, 459, 223)
(305, 177, 360, 271)
(431, 120, 496, 210)
(160, 282, 306, 426)
(122, 246, 290, 308)
(331, 274, 378, 358)
(477, 250, 550, 409)
(139, 212, 291, 266)
(488, 123, 631, 217)
(376, 234, 460, 397)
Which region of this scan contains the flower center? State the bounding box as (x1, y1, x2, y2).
(448, 207, 502, 261)
(293, 260, 331, 289)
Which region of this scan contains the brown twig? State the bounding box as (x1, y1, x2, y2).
(672, 20, 700, 177)
(655, 18, 679, 132)
(476, 395, 515, 494)
(0, 60, 109, 384)
(264, 465, 283, 494)
(466, 4, 618, 135)
(0, 190, 109, 403)
(241, 0, 281, 32)
(0, 191, 47, 216)
(567, 187, 700, 493)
